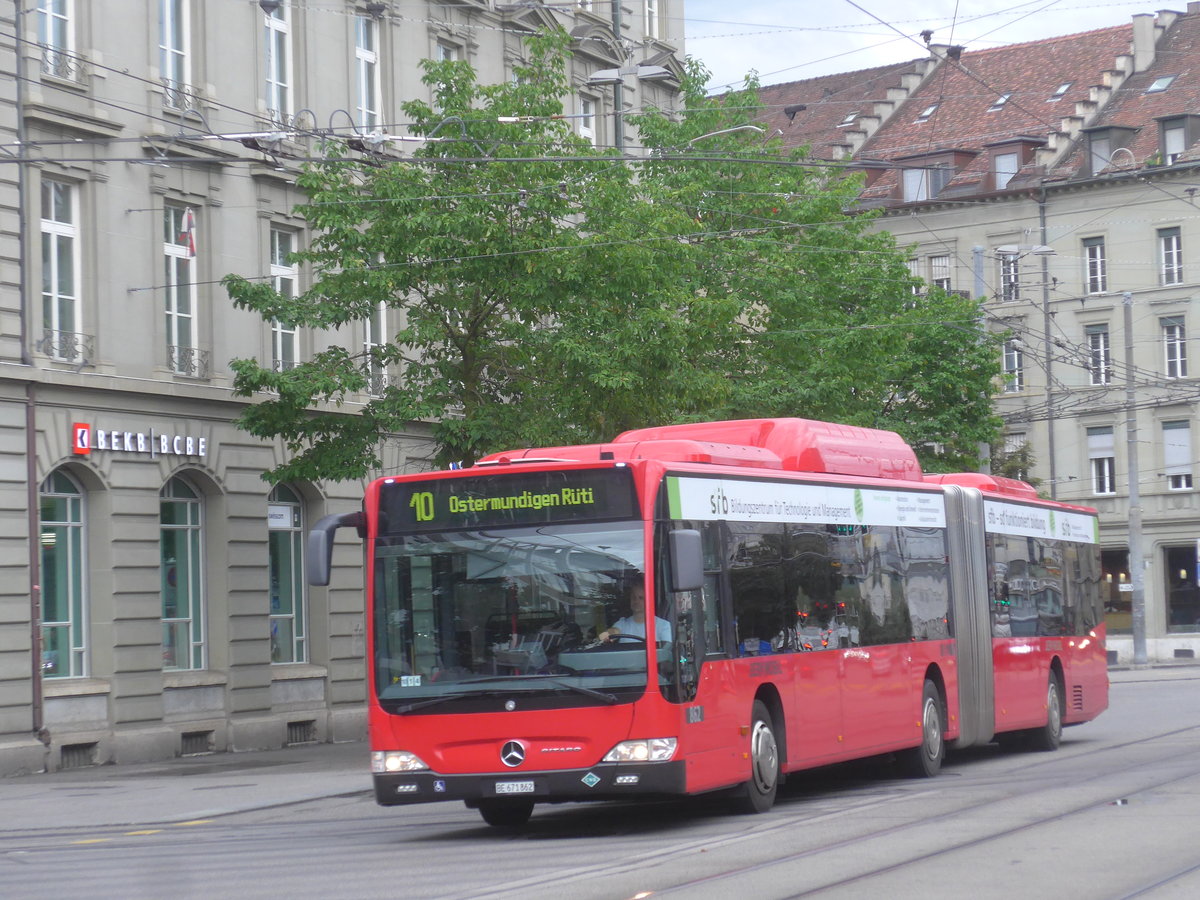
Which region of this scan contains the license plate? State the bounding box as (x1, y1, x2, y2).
(495, 780, 535, 794)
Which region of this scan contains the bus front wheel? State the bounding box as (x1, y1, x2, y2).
(477, 798, 535, 828)
(737, 700, 780, 814)
(898, 679, 945, 778)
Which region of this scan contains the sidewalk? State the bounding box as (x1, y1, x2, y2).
(0, 739, 371, 832)
(4, 663, 1197, 833)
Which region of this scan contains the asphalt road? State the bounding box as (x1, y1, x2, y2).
(2, 666, 1199, 899)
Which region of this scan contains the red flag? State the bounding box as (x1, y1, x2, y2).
(179, 207, 196, 259)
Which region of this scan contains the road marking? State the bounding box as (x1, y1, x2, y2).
(71, 838, 112, 845)
(172, 820, 213, 826)
(125, 830, 162, 835)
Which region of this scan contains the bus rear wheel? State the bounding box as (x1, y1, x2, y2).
(477, 798, 535, 828)
(897, 680, 945, 778)
(737, 700, 780, 814)
(1026, 675, 1064, 752)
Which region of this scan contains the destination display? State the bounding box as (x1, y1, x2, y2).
(665, 475, 946, 527)
(378, 467, 638, 533)
(984, 499, 1098, 543)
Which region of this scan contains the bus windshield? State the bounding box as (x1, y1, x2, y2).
(372, 521, 649, 710)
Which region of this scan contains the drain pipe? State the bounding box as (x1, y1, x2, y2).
(12, 2, 47, 745)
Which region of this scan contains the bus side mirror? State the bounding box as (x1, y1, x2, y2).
(307, 511, 366, 586)
(668, 529, 704, 593)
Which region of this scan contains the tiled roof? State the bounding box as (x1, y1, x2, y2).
(1053, 12, 1200, 177)
(754, 60, 931, 160)
(855, 24, 1135, 203)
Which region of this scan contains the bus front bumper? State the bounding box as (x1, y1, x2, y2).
(373, 761, 688, 806)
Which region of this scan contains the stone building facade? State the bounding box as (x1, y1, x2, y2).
(0, 0, 683, 775)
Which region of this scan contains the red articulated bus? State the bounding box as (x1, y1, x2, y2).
(309, 418, 1108, 828)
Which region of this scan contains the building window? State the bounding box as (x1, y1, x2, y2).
(268, 484, 307, 664)
(1084, 237, 1107, 294)
(988, 92, 1012, 112)
(164, 205, 203, 376)
(1087, 324, 1112, 385)
(40, 470, 86, 679)
(1003, 339, 1023, 392)
(364, 300, 388, 395)
(270, 228, 298, 371)
(644, 0, 659, 39)
(905, 258, 922, 294)
(1160, 227, 1183, 285)
(902, 166, 949, 202)
(264, 0, 291, 121)
(1003, 432, 1029, 480)
(160, 0, 190, 108)
(1087, 426, 1116, 495)
(1048, 82, 1071, 101)
(838, 111, 858, 127)
(999, 252, 1020, 301)
(1088, 135, 1110, 175)
(41, 179, 80, 361)
(578, 95, 595, 145)
(436, 41, 458, 62)
(914, 103, 938, 123)
(38, 0, 73, 78)
(1164, 421, 1193, 490)
(355, 15, 380, 130)
(1163, 121, 1186, 164)
(929, 255, 951, 291)
(993, 151, 1019, 190)
(1163, 316, 1187, 379)
(161, 477, 204, 670)
(1146, 75, 1177, 93)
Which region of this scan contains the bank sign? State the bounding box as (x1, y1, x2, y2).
(72, 422, 208, 459)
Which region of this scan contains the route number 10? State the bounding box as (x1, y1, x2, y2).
(410, 491, 435, 522)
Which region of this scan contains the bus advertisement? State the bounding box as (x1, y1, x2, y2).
(309, 418, 1108, 827)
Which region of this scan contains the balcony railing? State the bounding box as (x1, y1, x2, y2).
(366, 371, 392, 397)
(162, 78, 202, 113)
(272, 358, 300, 373)
(168, 345, 211, 379)
(38, 329, 94, 366)
(40, 48, 89, 84)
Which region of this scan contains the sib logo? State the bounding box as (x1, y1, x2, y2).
(72, 423, 91, 456)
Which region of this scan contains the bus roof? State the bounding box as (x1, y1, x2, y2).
(476, 418, 923, 482)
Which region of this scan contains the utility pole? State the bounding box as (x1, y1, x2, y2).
(1124, 291, 1148, 665)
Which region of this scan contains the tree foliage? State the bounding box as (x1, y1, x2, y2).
(225, 30, 1003, 483)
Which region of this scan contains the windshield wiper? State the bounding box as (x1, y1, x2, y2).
(391, 675, 618, 713)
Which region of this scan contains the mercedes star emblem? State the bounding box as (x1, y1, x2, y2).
(500, 740, 526, 767)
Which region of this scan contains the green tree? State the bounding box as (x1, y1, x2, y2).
(225, 29, 733, 480)
(226, 34, 1002, 483)
(629, 61, 1003, 472)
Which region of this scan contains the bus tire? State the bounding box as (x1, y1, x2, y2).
(898, 680, 945, 778)
(738, 700, 780, 814)
(477, 798, 535, 828)
(1026, 675, 1064, 752)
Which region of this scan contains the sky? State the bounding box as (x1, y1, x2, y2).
(684, 1, 1161, 91)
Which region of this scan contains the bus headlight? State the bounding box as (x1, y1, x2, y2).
(602, 738, 677, 763)
(371, 750, 430, 773)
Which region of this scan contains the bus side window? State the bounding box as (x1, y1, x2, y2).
(700, 523, 724, 655)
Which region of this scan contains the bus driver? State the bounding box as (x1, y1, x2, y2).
(598, 584, 672, 643)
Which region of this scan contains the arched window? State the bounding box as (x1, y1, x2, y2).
(161, 476, 204, 669)
(40, 470, 86, 678)
(268, 484, 306, 663)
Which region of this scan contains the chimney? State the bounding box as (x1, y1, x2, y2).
(1131, 13, 1156, 72)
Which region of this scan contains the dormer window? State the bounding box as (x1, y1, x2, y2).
(838, 111, 858, 127)
(1157, 115, 1200, 165)
(902, 165, 951, 202)
(915, 103, 938, 123)
(1048, 82, 1071, 101)
(988, 92, 1012, 112)
(993, 151, 1019, 189)
(1083, 125, 1137, 176)
(1147, 75, 1177, 93)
